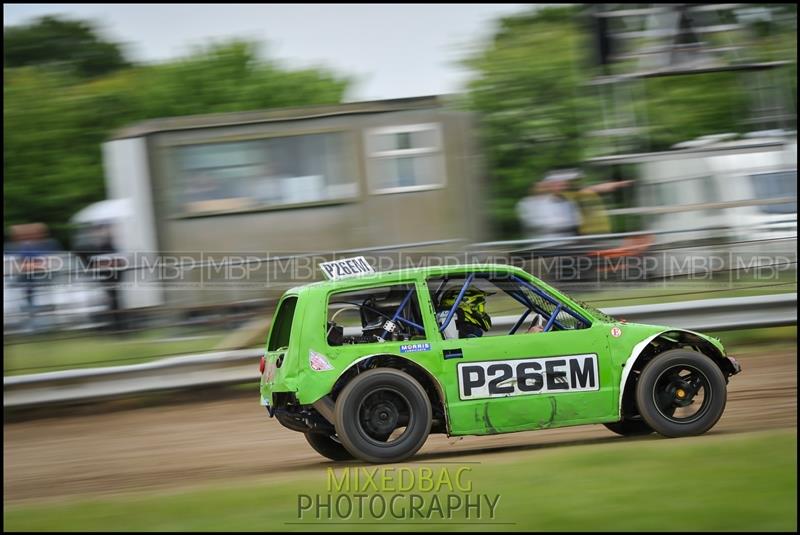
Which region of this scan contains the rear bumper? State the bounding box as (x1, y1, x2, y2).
(726, 356, 742, 376)
(269, 393, 334, 434)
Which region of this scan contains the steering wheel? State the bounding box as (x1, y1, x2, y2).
(527, 313, 545, 333)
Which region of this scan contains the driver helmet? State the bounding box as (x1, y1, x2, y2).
(440, 286, 493, 336)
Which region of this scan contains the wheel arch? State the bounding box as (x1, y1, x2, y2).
(329, 353, 449, 434)
(618, 329, 732, 417)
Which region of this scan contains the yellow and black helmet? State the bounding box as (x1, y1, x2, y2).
(440, 286, 493, 332)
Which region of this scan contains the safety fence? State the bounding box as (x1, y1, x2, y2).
(4, 293, 796, 408)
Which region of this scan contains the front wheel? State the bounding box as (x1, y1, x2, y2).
(635, 349, 727, 437)
(334, 368, 432, 463)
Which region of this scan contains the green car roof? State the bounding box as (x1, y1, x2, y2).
(285, 263, 597, 323)
(290, 263, 536, 294)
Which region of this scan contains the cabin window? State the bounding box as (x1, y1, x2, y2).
(172, 132, 357, 214)
(426, 274, 590, 340)
(325, 284, 426, 346)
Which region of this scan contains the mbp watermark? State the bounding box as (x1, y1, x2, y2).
(294, 465, 502, 524)
(4, 248, 795, 291)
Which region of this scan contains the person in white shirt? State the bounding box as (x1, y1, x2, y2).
(516, 169, 583, 240)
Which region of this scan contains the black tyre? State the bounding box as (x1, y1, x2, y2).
(635, 349, 727, 437)
(334, 368, 432, 463)
(304, 432, 354, 461)
(603, 418, 654, 436)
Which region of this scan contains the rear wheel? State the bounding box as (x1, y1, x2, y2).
(635, 349, 727, 437)
(603, 418, 654, 436)
(304, 431, 354, 461)
(334, 368, 432, 463)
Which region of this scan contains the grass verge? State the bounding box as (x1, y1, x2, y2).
(4, 429, 796, 531)
(3, 329, 227, 375)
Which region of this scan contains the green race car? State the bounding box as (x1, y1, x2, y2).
(259, 259, 741, 463)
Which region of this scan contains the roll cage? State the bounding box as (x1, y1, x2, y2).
(326, 270, 591, 345)
(430, 272, 591, 336)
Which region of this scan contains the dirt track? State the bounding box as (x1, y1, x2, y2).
(4, 348, 797, 504)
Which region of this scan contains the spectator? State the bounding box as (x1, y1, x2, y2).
(74, 223, 126, 332)
(7, 223, 62, 330)
(516, 169, 583, 240)
(517, 169, 634, 239)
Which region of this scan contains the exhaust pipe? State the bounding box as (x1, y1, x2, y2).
(312, 395, 336, 426)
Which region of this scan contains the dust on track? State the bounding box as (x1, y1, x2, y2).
(4, 349, 796, 504)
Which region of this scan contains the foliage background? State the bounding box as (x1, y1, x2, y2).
(461, 5, 797, 236)
(3, 7, 796, 245)
(4, 17, 351, 247)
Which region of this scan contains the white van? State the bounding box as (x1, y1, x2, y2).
(592, 133, 797, 244)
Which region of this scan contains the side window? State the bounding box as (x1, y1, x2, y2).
(750, 170, 797, 214)
(364, 124, 446, 193)
(326, 284, 426, 345)
(171, 132, 357, 215)
(427, 274, 589, 340)
(268, 296, 297, 351)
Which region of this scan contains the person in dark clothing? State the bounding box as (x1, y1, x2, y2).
(7, 223, 62, 330)
(74, 223, 127, 332)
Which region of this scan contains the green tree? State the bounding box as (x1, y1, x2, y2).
(463, 5, 796, 238)
(463, 6, 592, 237)
(3, 15, 131, 78)
(3, 38, 351, 247)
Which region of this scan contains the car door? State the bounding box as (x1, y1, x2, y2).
(427, 273, 618, 436)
